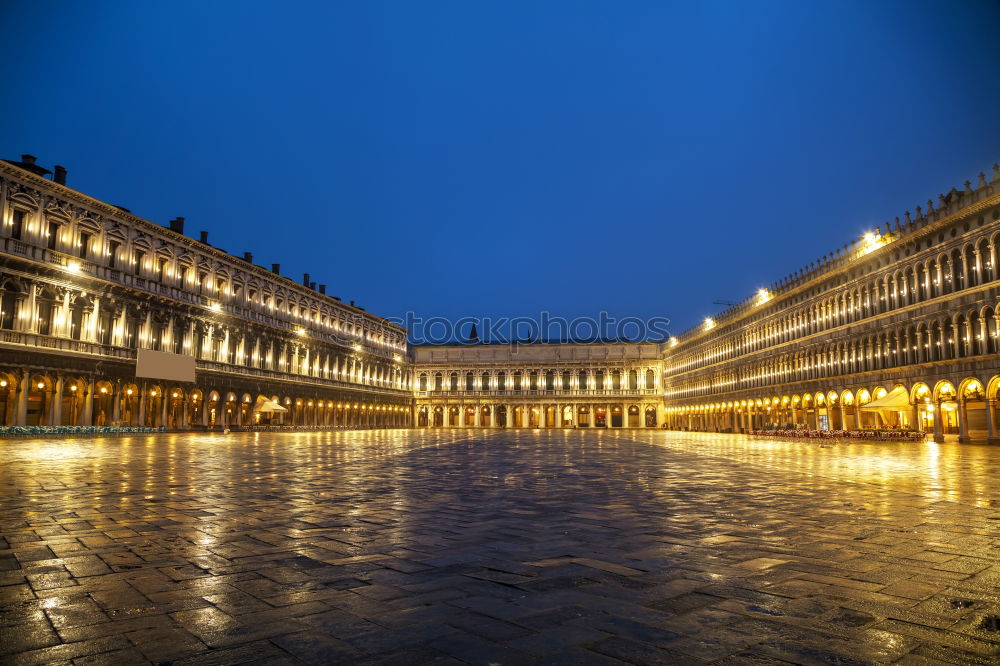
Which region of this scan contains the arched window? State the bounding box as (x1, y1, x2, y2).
(645, 369, 655, 389)
(449, 372, 458, 391)
(0, 281, 23, 330)
(561, 371, 570, 390)
(513, 371, 522, 391)
(578, 370, 588, 390)
(418, 373, 427, 391)
(529, 371, 538, 391)
(36, 289, 56, 336)
(497, 371, 506, 391)
(595, 370, 605, 390)
(612, 370, 621, 390)
(628, 369, 638, 390)
(545, 371, 555, 391)
(465, 372, 474, 391)
(434, 372, 442, 391)
(481, 372, 490, 390)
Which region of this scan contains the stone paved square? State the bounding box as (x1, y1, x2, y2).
(3, 430, 1000, 664)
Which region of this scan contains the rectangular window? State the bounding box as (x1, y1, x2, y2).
(108, 240, 120, 268)
(79, 232, 91, 259)
(134, 250, 145, 275)
(47, 222, 58, 250)
(10, 210, 24, 240)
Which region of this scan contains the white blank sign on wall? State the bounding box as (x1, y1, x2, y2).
(136, 348, 196, 383)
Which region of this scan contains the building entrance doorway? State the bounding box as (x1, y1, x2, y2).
(595, 406, 607, 427)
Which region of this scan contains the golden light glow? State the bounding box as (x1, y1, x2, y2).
(859, 230, 888, 256)
(755, 288, 771, 305)
(704, 318, 715, 331)
(210, 303, 221, 312)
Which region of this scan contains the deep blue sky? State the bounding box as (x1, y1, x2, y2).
(4, 0, 999, 341)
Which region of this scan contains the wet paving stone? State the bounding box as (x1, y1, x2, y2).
(3, 429, 1000, 663)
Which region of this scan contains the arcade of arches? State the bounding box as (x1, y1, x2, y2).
(0, 370, 411, 428)
(416, 402, 661, 429)
(666, 377, 1000, 444)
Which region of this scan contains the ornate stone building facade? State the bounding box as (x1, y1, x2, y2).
(0, 156, 412, 428)
(662, 164, 1000, 444)
(3, 153, 1000, 441)
(412, 342, 662, 428)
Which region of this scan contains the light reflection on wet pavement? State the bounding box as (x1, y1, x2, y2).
(1, 429, 999, 664)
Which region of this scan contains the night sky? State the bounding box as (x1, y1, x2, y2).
(4, 1, 1000, 342)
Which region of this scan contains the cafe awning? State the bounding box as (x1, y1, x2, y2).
(254, 399, 288, 413)
(859, 386, 909, 410)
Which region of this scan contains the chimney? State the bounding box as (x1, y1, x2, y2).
(21, 154, 36, 165)
(309, 281, 316, 290)
(53, 165, 67, 185)
(243, 251, 253, 263)
(199, 231, 209, 245)
(318, 284, 326, 295)
(168, 217, 185, 234)
(349, 300, 355, 307)
(271, 263, 280, 274)
(303, 273, 310, 287)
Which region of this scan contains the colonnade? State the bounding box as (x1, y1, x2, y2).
(0, 369, 411, 429)
(666, 375, 1000, 444)
(417, 401, 661, 428)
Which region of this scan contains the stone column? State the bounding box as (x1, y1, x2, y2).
(52, 375, 63, 426)
(111, 384, 122, 424)
(910, 403, 920, 433)
(16, 371, 28, 426)
(984, 399, 996, 445)
(958, 400, 970, 443)
(474, 407, 480, 427)
(83, 382, 94, 426)
(138, 384, 147, 427)
(932, 401, 944, 443)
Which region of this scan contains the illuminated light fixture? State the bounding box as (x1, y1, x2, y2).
(704, 318, 715, 331)
(0, 380, 6, 387)
(172, 392, 179, 398)
(70, 385, 77, 392)
(100, 387, 108, 394)
(37, 382, 44, 389)
(755, 288, 771, 305)
(210, 303, 221, 312)
(126, 389, 133, 395)
(66, 261, 81, 273)
(150, 390, 157, 396)
(295, 328, 305, 336)
(353, 343, 362, 351)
